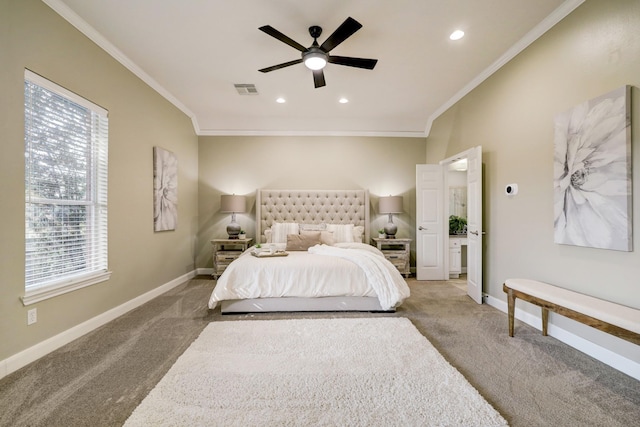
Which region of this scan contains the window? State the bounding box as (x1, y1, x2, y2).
(23, 70, 110, 305)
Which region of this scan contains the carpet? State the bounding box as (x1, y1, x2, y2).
(124, 318, 507, 426)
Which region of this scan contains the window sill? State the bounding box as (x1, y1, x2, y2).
(21, 270, 112, 306)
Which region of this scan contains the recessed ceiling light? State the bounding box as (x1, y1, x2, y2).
(339, 97, 349, 104)
(276, 97, 286, 103)
(448, 158, 468, 171)
(450, 30, 465, 41)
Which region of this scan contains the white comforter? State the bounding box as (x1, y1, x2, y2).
(208, 243, 410, 311)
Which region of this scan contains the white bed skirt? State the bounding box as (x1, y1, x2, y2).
(220, 296, 395, 314)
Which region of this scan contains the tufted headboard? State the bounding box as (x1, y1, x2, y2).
(256, 189, 370, 244)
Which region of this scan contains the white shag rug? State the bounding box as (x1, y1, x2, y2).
(125, 318, 507, 426)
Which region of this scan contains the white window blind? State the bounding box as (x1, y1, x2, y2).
(24, 70, 109, 304)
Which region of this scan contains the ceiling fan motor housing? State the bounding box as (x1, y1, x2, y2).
(309, 25, 323, 40)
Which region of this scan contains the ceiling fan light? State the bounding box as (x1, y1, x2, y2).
(304, 53, 327, 70)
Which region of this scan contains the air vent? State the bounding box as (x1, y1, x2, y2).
(234, 84, 259, 95)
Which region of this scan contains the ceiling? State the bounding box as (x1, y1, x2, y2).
(46, 0, 582, 137)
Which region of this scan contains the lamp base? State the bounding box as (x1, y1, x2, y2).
(227, 221, 241, 239)
(384, 222, 397, 239)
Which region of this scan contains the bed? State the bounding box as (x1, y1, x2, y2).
(207, 189, 410, 313)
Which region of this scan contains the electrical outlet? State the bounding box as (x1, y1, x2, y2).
(27, 308, 37, 325)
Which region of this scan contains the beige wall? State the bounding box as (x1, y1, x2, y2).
(427, 0, 640, 362)
(197, 135, 426, 268)
(0, 0, 198, 362)
(3, 0, 636, 372)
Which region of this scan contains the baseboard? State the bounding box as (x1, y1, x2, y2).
(197, 267, 214, 276)
(0, 270, 197, 380)
(485, 295, 640, 381)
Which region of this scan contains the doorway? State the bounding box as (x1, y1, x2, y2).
(446, 159, 468, 280)
(416, 146, 483, 304)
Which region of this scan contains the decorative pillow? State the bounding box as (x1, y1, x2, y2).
(320, 230, 335, 246)
(352, 225, 365, 242)
(286, 231, 321, 251)
(264, 228, 272, 243)
(326, 223, 354, 243)
(298, 223, 327, 232)
(271, 222, 299, 244)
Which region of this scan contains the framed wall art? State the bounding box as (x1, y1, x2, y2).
(153, 146, 178, 232)
(553, 85, 632, 251)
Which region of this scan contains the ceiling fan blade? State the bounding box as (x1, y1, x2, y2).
(312, 69, 326, 88)
(328, 56, 378, 70)
(259, 25, 307, 52)
(259, 59, 303, 73)
(319, 17, 362, 52)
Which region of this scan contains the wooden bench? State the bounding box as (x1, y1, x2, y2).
(503, 278, 640, 345)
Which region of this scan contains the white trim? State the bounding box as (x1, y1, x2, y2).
(424, 0, 585, 136)
(24, 72, 109, 302)
(485, 295, 640, 381)
(0, 270, 196, 380)
(25, 69, 108, 114)
(198, 267, 214, 276)
(197, 129, 427, 138)
(22, 271, 112, 306)
(43, 0, 583, 138)
(41, 0, 200, 133)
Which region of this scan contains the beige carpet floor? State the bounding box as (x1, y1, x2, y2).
(0, 277, 638, 426)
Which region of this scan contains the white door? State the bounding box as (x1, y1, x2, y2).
(466, 146, 483, 303)
(419, 146, 484, 303)
(416, 164, 445, 280)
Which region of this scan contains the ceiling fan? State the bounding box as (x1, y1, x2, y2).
(258, 17, 378, 88)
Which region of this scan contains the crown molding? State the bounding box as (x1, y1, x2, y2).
(424, 0, 585, 137)
(42, 0, 200, 132)
(43, 0, 583, 139)
(198, 129, 427, 138)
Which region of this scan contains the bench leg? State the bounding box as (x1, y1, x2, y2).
(506, 288, 515, 337)
(542, 307, 549, 336)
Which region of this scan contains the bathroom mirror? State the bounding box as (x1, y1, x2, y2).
(449, 187, 467, 219)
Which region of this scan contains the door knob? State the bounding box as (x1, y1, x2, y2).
(418, 226, 426, 230)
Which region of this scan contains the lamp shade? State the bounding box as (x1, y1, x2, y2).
(378, 196, 403, 214)
(220, 194, 246, 213)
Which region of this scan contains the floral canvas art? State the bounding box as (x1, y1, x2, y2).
(153, 147, 178, 231)
(553, 86, 632, 251)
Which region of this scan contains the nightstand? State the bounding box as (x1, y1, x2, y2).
(371, 238, 411, 277)
(210, 238, 253, 279)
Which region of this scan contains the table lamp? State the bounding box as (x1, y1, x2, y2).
(221, 194, 246, 239)
(378, 195, 403, 238)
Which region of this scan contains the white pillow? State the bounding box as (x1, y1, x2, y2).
(271, 222, 299, 244)
(326, 224, 354, 243)
(352, 225, 365, 242)
(298, 223, 327, 232)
